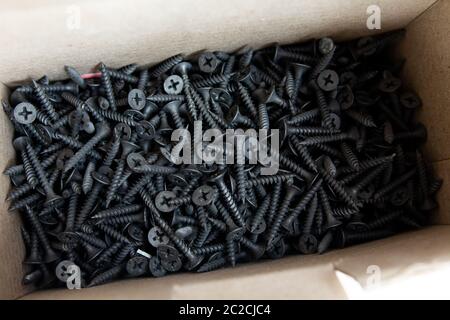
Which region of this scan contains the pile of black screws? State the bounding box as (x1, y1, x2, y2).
(3, 29, 442, 289)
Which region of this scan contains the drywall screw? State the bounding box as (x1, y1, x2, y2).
(98, 62, 117, 111)
(32, 80, 59, 122)
(24, 205, 59, 262)
(340, 142, 360, 171)
(149, 54, 183, 78)
(209, 170, 245, 227)
(282, 177, 323, 232)
(13, 137, 38, 189)
(25, 143, 62, 205)
(64, 65, 87, 89)
(164, 75, 184, 95)
(266, 184, 302, 247)
(63, 122, 111, 173)
(88, 264, 123, 287)
(316, 69, 339, 91)
(14, 102, 37, 124)
(127, 89, 146, 110)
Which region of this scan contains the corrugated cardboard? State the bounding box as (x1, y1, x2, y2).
(0, 0, 447, 299)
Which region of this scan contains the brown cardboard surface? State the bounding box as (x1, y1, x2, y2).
(23, 226, 450, 299)
(397, 0, 450, 162)
(0, 84, 27, 300)
(0, 0, 447, 300)
(0, 0, 437, 85)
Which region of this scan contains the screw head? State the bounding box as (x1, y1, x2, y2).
(149, 256, 167, 277)
(14, 102, 37, 124)
(163, 75, 184, 95)
(135, 120, 156, 140)
(379, 76, 402, 93)
(246, 217, 266, 235)
(155, 191, 177, 212)
(161, 254, 182, 272)
(128, 89, 146, 110)
(390, 186, 410, 206)
(317, 69, 339, 91)
(298, 234, 318, 254)
(92, 166, 113, 185)
(226, 226, 245, 241)
(56, 149, 74, 170)
(318, 37, 335, 55)
(267, 237, 286, 259)
(13, 136, 31, 152)
(147, 226, 170, 248)
(114, 123, 132, 140)
(127, 223, 145, 243)
(400, 92, 422, 109)
(198, 52, 219, 73)
(97, 96, 110, 110)
(126, 256, 148, 277)
(127, 152, 147, 172)
(173, 62, 192, 75)
(192, 185, 216, 206)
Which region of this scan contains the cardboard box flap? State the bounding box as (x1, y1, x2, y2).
(0, 0, 437, 85)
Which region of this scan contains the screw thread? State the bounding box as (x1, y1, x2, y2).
(134, 164, 177, 175)
(107, 68, 139, 84)
(88, 265, 123, 288)
(105, 159, 125, 207)
(257, 103, 270, 130)
(340, 142, 360, 171)
(137, 69, 149, 91)
(237, 83, 258, 119)
(226, 237, 237, 267)
(99, 63, 117, 111)
(250, 193, 271, 232)
(150, 54, 183, 78)
(76, 183, 103, 228)
(96, 223, 131, 244)
(192, 74, 231, 88)
(21, 150, 38, 188)
(217, 181, 245, 227)
(373, 168, 417, 200)
(24, 124, 49, 146)
(32, 81, 59, 122)
(82, 161, 96, 194)
(10, 193, 42, 211)
(168, 195, 191, 207)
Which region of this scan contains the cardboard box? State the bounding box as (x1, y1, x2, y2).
(0, 0, 448, 299)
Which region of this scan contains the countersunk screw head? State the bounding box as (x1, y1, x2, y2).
(390, 186, 410, 206)
(14, 102, 37, 124)
(56, 149, 74, 170)
(198, 52, 219, 73)
(317, 69, 339, 91)
(127, 223, 145, 243)
(135, 120, 156, 140)
(173, 62, 192, 75)
(155, 191, 177, 212)
(126, 256, 148, 277)
(226, 226, 245, 241)
(298, 234, 318, 254)
(246, 217, 266, 235)
(114, 123, 132, 140)
(147, 226, 170, 248)
(92, 166, 113, 185)
(13, 136, 31, 151)
(400, 92, 422, 109)
(163, 75, 184, 95)
(128, 89, 146, 110)
(192, 185, 216, 206)
(379, 74, 402, 93)
(126, 153, 147, 172)
(149, 256, 167, 277)
(161, 254, 182, 272)
(318, 37, 335, 55)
